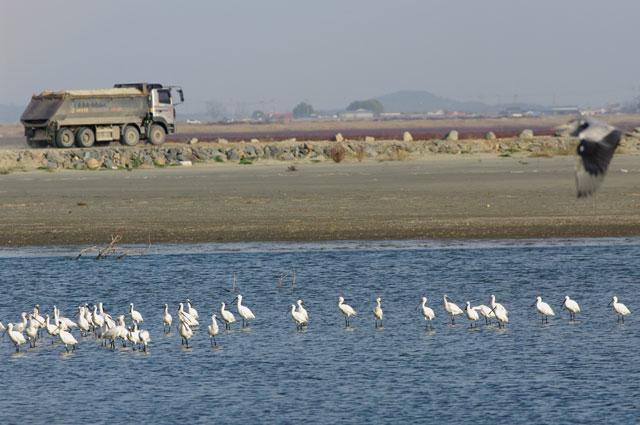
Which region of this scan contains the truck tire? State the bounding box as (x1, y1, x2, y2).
(56, 128, 75, 148)
(122, 125, 140, 146)
(75, 127, 95, 148)
(148, 123, 166, 145)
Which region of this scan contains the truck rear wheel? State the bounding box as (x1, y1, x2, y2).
(56, 128, 75, 148)
(122, 125, 140, 146)
(75, 127, 95, 148)
(148, 124, 166, 145)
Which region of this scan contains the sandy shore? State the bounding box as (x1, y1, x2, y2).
(0, 154, 639, 247)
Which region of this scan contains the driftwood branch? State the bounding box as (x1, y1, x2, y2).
(75, 232, 151, 260)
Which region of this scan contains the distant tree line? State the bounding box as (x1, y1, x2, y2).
(346, 99, 384, 114)
(293, 102, 314, 118)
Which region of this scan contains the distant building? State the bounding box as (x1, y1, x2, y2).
(550, 106, 580, 115)
(339, 109, 374, 120)
(268, 112, 293, 123)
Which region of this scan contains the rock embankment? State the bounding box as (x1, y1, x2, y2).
(0, 135, 639, 173)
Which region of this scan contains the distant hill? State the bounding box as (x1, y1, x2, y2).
(375, 90, 546, 115)
(0, 104, 24, 123)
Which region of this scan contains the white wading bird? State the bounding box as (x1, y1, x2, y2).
(338, 296, 357, 327)
(25, 321, 38, 348)
(296, 299, 309, 324)
(58, 328, 78, 352)
(373, 297, 383, 328)
(186, 300, 199, 320)
(419, 297, 435, 330)
(77, 306, 91, 336)
(129, 303, 143, 325)
(7, 323, 26, 352)
(473, 304, 495, 325)
(163, 304, 172, 333)
(235, 295, 255, 328)
(464, 302, 480, 328)
(178, 321, 193, 348)
(220, 303, 236, 330)
(139, 328, 151, 352)
(443, 295, 463, 325)
(609, 296, 631, 323)
(290, 304, 308, 331)
(45, 315, 60, 339)
(178, 303, 198, 327)
(14, 312, 27, 333)
(533, 296, 555, 324)
(561, 296, 581, 321)
(208, 314, 220, 346)
(489, 295, 509, 328)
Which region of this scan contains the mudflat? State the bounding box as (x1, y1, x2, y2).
(0, 155, 639, 247)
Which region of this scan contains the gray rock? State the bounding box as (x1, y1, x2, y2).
(365, 136, 375, 142)
(166, 149, 178, 161)
(485, 131, 497, 140)
(244, 145, 257, 157)
(218, 138, 229, 144)
(250, 138, 260, 144)
(227, 149, 240, 161)
(189, 137, 199, 145)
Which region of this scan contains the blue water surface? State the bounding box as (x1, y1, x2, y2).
(0, 238, 638, 424)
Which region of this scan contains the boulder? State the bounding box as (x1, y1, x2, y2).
(445, 130, 459, 141)
(217, 138, 229, 144)
(365, 136, 375, 142)
(403, 131, 413, 142)
(85, 158, 101, 170)
(485, 131, 497, 140)
(334, 133, 344, 142)
(188, 137, 199, 145)
(520, 129, 534, 139)
(250, 138, 260, 144)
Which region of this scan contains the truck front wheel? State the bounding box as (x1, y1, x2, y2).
(56, 128, 75, 148)
(75, 127, 95, 148)
(148, 124, 166, 145)
(122, 125, 140, 146)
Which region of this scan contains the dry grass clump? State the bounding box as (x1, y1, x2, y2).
(329, 145, 347, 163)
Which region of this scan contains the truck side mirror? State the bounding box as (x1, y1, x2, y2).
(178, 89, 184, 103)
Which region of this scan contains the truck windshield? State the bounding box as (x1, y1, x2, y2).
(158, 90, 171, 104)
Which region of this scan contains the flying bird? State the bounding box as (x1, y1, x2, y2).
(565, 118, 622, 198)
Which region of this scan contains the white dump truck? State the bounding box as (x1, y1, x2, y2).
(20, 82, 184, 148)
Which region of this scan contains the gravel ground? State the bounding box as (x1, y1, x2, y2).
(0, 155, 639, 247)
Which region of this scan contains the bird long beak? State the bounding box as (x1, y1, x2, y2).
(530, 302, 536, 307)
(607, 300, 612, 306)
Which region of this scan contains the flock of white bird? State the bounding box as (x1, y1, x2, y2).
(0, 293, 632, 353)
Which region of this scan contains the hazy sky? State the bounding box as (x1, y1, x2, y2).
(1, 0, 639, 112)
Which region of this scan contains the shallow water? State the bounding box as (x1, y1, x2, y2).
(0, 238, 638, 424)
